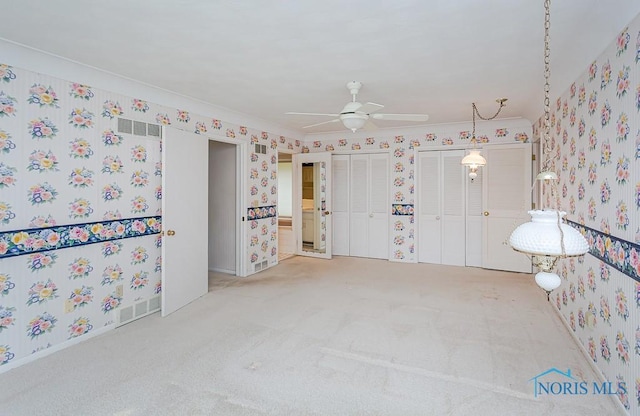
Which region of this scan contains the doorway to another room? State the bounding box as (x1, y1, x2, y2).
(209, 140, 238, 274)
(277, 152, 295, 261)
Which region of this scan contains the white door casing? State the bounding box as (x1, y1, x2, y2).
(161, 127, 209, 316)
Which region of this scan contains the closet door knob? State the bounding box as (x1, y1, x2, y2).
(435, 216, 440, 220)
(167, 230, 176, 236)
(483, 211, 490, 216)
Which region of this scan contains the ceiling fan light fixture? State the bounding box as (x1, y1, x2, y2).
(340, 113, 367, 132)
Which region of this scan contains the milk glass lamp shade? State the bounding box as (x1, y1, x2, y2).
(509, 210, 589, 257)
(460, 150, 486, 168)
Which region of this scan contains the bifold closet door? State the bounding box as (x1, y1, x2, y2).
(418, 150, 466, 266)
(418, 152, 441, 264)
(332, 155, 349, 256)
(349, 153, 389, 259)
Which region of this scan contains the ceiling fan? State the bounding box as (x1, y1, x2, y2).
(286, 81, 429, 132)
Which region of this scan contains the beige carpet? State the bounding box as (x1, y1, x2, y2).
(0, 256, 621, 415)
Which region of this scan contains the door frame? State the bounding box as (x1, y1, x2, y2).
(206, 133, 247, 277)
(276, 149, 295, 262)
(293, 152, 332, 259)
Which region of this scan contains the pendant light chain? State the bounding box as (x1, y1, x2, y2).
(542, 0, 552, 173)
(541, 0, 567, 257)
(471, 100, 507, 144)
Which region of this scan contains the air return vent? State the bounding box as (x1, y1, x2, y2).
(133, 121, 147, 136)
(117, 296, 161, 327)
(254, 259, 269, 272)
(117, 118, 161, 138)
(147, 124, 161, 137)
(118, 118, 133, 134)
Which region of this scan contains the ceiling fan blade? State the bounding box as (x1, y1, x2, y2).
(363, 119, 378, 131)
(302, 119, 341, 129)
(356, 102, 384, 115)
(371, 113, 429, 122)
(285, 112, 340, 117)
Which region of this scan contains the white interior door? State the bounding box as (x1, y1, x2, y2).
(349, 153, 389, 259)
(441, 150, 465, 266)
(161, 127, 209, 316)
(418, 152, 441, 263)
(482, 143, 533, 273)
(466, 166, 483, 267)
(418, 150, 465, 266)
(294, 152, 332, 259)
(368, 153, 389, 259)
(349, 155, 369, 257)
(332, 155, 350, 256)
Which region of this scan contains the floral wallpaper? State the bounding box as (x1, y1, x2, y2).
(0, 62, 299, 371)
(305, 119, 532, 262)
(537, 18, 640, 414)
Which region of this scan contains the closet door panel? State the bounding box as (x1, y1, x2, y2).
(465, 167, 483, 267)
(369, 153, 389, 259)
(418, 152, 441, 263)
(350, 155, 369, 257)
(441, 151, 465, 266)
(482, 144, 532, 273)
(332, 155, 350, 256)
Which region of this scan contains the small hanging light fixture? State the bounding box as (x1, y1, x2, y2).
(461, 98, 507, 179)
(508, 0, 588, 298)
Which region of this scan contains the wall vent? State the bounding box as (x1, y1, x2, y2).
(148, 295, 161, 312)
(117, 296, 161, 327)
(117, 118, 133, 134)
(135, 300, 148, 316)
(254, 259, 269, 272)
(147, 124, 161, 137)
(119, 306, 134, 323)
(133, 120, 147, 136)
(117, 118, 161, 138)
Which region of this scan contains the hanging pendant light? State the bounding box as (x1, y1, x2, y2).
(461, 99, 507, 179)
(508, 0, 588, 297)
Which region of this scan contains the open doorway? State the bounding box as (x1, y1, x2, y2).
(209, 140, 237, 274)
(277, 152, 295, 261)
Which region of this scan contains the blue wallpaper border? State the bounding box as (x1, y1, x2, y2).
(0, 216, 162, 259)
(567, 220, 640, 283)
(247, 205, 276, 220)
(392, 204, 414, 216)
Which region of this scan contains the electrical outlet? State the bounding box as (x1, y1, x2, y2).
(64, 299, 74, 314)
(115, 284, 123, 298)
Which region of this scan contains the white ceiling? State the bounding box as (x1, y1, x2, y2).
(2, 1, 639, 135)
